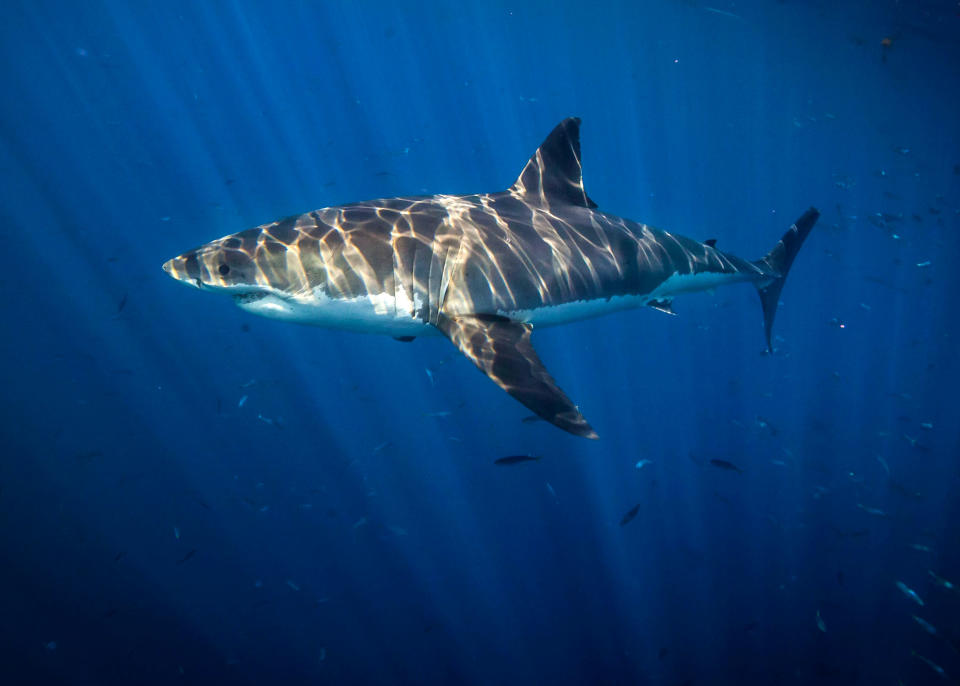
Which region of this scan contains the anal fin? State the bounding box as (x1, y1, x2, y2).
(435, 313, 597, 439)
(648, 298, 676, 315)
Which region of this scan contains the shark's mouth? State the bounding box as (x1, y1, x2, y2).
(233, 291, 271, 305)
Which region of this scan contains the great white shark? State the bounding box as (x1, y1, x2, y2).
(163, 118, 818, 439)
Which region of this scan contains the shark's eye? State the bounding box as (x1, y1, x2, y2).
(218, 264, 230, 275)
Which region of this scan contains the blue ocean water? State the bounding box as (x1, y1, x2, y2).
(2, 1, 959, 683)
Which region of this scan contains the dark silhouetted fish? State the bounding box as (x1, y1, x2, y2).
(176, 549, 197, 565)
(620, 504, 641, 526)
(76, 450, 103, 465)
(709, 459, 743, 473)
(494, 455, 540, 466)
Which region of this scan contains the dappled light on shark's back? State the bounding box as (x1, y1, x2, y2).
(163, 118, 818, 438)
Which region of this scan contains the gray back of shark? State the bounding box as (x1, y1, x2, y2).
(163, 118, 818, 439)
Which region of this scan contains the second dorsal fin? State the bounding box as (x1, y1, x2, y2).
(510, 117, 597, 209)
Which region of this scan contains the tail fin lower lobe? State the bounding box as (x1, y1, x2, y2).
(754, 207, 819, 352)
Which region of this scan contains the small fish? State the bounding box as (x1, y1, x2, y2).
(916, 261, 932, 268)
(425, 368, 434, 385)
(856, 503, 886, 517)
(620, 504, 641, 526)
(174, 527, 180, 539)
(709, 459, 743, 473)
(545, 482, 558, 501)
(286, 579, 301, 591)
(912, 615, 937, 636)
(635, 459, 654, 470)
(910, 543, 933, 553)
(896, 580, 924, 606)
(755, 416, 779, 436)
(876, 455, 890, 476)
(920, 422, 933, 430)
(521, 415, 543, 424)
(888, 481, 924, 501)
(113, 551, 126, 562)
(175, 549, 197, 565)
(238, 395, 248, 408)
(911, 651, 947, 679)
(423, 411, 452, 418)
(371, 441, 393, 454)
(116, 291, 128, 314)
(352, 517, 368, 529)
(703, 6, 742, 20)
(928, 570, 955, 590)
(494, 455, 541, 466)
(815, 609, 826, 633)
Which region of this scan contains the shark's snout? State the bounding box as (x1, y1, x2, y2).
(162, 251, 205, 289)
(163, 238, 267, 295)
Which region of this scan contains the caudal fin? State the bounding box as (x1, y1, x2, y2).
(754, 208, 819, 352)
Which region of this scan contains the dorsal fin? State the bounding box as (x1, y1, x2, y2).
(510, 117, 597, 208)
(704, 238, 717, 248)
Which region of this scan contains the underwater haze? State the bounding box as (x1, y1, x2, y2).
(2, 1, 960, 684)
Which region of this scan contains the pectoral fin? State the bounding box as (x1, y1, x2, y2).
(435, 313, 598, 439)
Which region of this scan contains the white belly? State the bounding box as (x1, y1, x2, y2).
(503, 270, 753, 328)
(235, 270, 752, 334)
(235, 289, 437, 336)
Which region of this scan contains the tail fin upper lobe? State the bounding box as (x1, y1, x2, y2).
(754, 208, 819, 352)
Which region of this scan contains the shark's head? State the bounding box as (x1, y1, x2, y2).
(163, 229, 264, 295)
(162, 225, 315, 318)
